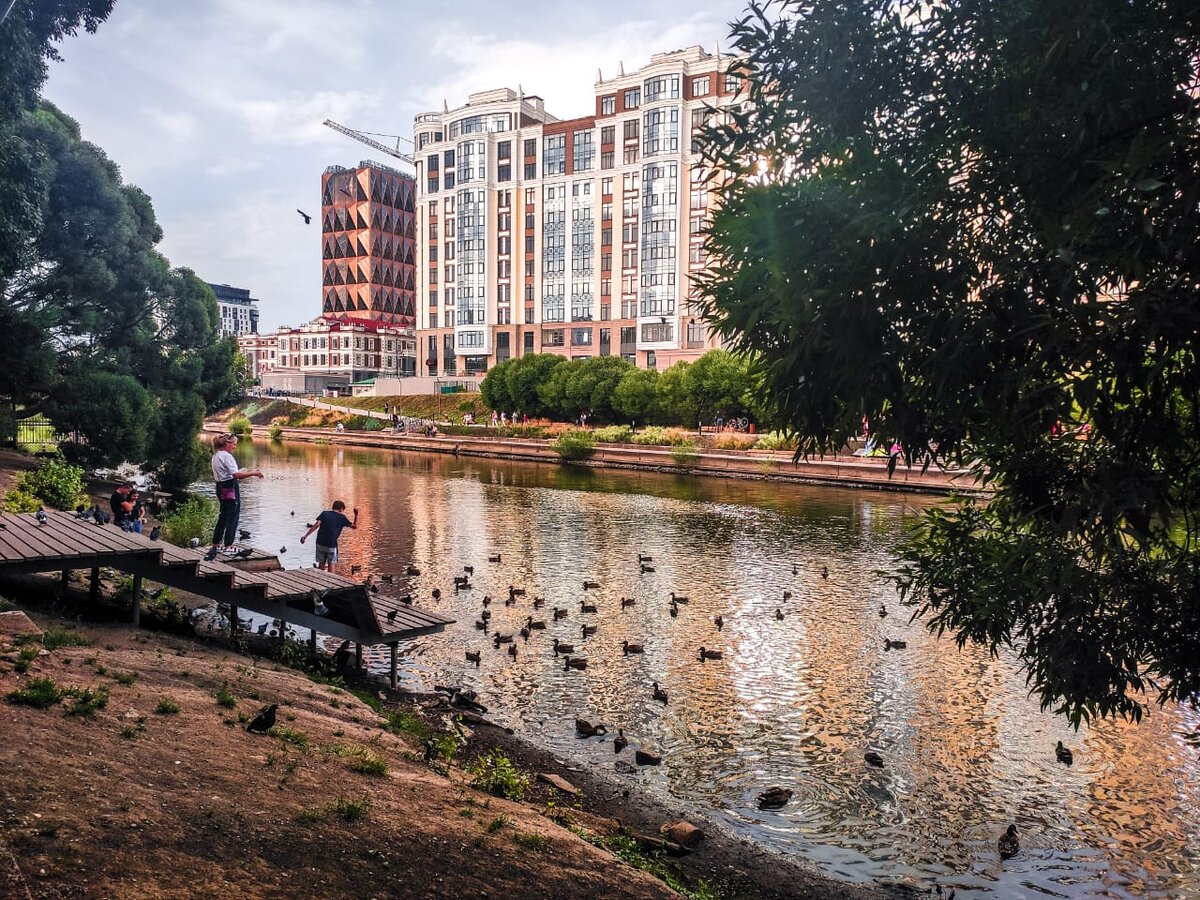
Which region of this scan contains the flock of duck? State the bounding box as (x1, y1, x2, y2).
(367, 552, 1075, 860)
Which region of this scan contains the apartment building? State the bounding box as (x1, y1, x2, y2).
(236, 332, 278, 381)
(412, 46, 740, 376)
(257, 316, 416, 394)
(207, 282, 260, 338)
(321, 161, 417, 327)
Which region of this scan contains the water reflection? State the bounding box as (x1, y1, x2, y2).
(227, 440, 1200, 897)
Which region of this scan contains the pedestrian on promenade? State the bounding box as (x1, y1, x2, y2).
(206, 433, 263, 560)
(300, 501, 359, 583)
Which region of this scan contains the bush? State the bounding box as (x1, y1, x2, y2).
(754, 431, 798, 452)
(670, 443, 700, 467)
(42, 626, 90, 650)
(161, 495, 217, 547)
(155, 697, 181, 714)
(215, 684, 237, 708)
(551, 429, 596, 461)
(268, 423, 283, 441)
(65, 685, 109, 716)
(712, 433, 758, 450)
(157, 437, 211, 493)
(469, 748, 530, 801)
(631, 426, 694, 446)
(228, 416, 252, 436)
(5, 457, 86, 511)
(592, 425, 632, 443)
(7, 676, 64, 709)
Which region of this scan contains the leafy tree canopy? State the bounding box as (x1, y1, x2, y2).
(698, 0, 1200, 724)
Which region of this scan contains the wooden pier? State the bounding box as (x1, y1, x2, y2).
(0, 510, 453, 687)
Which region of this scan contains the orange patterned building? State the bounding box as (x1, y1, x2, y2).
(321, 160, 416, 327)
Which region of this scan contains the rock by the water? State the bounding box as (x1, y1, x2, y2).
(635, 748, 662, 766)
(757, 787, 794, 809)
(660, 820, 704, 848)
(614, 761, 638, 775)
(538, 772, 582, 797)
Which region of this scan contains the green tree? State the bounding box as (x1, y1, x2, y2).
(655, 362, 694, 426)
(504, 354, 565, 418)
(538, 356, 633, 423)
(686, 350, 755, 424)
(479, 358, 513, 412)
(612, 367, 660, 424)
(698, 0, 1200, 724)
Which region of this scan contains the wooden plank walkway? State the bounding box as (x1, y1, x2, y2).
(0, 511, 454, 686)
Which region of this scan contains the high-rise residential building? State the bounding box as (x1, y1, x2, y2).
(321, 161, 417, 327)
(411, 46, 741, 376)
(207, 282, 260, 338)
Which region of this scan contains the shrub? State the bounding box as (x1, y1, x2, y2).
(632, 426, 694, 446)
(670, 443, 700, 467)
(469, 749, 530, 801)
(592, 425, 632, 443)
(348, 750, 389, 776)
(335, 796, 371, 822)
(712, 433, 758, 450)
(65, 685, 109, 716)
(268, 423, 284, 441)
(551, 429, 595, 461)
(268, 725, 310, 750)
(214, 684, 237, 708)
(2, 488, 41, 513)
(41, 625, 91, 650)
(486, 815, 510, 834)
(4, 456, 86, 511)
(6, 676, 64, 708)
(13, 646, 39, 674)
(228, 416, 252, 436)
(155, 697, 181, 714)
(162, 495, 217, 547)
(754, 431, 798, 452)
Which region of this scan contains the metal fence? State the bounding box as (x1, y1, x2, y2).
(12, 419, 78, 452)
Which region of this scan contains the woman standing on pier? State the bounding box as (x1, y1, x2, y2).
(206, 433, 263, 559)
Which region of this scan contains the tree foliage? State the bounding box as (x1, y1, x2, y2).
(1, 6, 243, 486)
(698, 0, 1200, 723)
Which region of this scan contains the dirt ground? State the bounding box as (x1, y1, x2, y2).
(0, 575, 893, 900)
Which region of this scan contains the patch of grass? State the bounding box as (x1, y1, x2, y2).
(515, 831, 551, 851)
(268, 725, 309, 750)
(64, 685, 109, 716)
(579, 830, 722, 900)
(42, 626, 91, 651)
(214, 684, 237, 708)
(486, 815, 509, 834)
(384, 710, 430, 742)
(296, 807, 323, 825)
(111, 670, 138, 685)
(349, 752, 388, 776)
(155, 697, 181, 715)
(334, 796, 370, 822)
(458, 807, 475, 819)
(551, 429, 596, 461)
(468, 749, 530, 801)
(6, 676, 64, 708)
(670, 442, 700, 467)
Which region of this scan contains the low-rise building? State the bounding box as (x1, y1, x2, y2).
(257, 315, 416, 395)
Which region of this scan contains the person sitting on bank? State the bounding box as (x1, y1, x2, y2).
(110, 483, 136, 531)
(299, 500, 359, 587)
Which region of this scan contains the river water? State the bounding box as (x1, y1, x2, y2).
(224, 440, 1200, 898)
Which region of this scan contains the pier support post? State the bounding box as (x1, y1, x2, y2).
(60, 569, 69, 590)
(389, 643, 398, 690)
(309, 629, 317, 654)
(89, 567, 100, 602)
(131, 574, 142, 627)
(230, 604, 238, 637)
(355, 642, 363, 671)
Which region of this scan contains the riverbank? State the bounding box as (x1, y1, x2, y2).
(0, 571, 890, 899)
(206, 418, 978, 495)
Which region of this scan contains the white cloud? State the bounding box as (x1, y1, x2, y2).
(145, 107, 200, 142)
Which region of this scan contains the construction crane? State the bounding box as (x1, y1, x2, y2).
(323, 119, 415, 167)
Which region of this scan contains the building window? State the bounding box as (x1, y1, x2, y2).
(724, 71, 740, 94)
(498, 140, 511, 159)
(571, 328, 593, 346)
(623, 119, 639, 141)
(643, 74, 680, 102)
(624, 88, 640, 109)
(601, 151, 614, 169)
(543, 329, 564, 347)
(641, 322, 673, 343)
(601, 96, 615, 115)
(572, 131, 594, 172)
(544, 134, 566, 176)
(692, 75, 710, 96)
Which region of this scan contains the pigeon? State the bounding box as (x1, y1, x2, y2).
(234, 548, 254, 559)
(148, 525, 162, 541)
(256, 622, 268, 635)
(350, 564, 362, 574)
(296, 209, 312, 224)
(189, 537, 200, 548)
(75, 505, 89, 518)
(279, 546, 287, 554)
(239, 529, 251, 540)
(290, 511, 295, 516)
(35, 507, 48, 525)
(864, 751, 885, 768)
(386, 609, 398, 623)
(246, 704, 278, 734)
(92, 507, 111, 526)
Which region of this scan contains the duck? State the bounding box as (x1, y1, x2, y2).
(532, 597, 546, 608)
(635, 748, 662, 766)
(564, 656, 588, 670)
(864, 751, 885, 768)
(613, 728, 628, 753)
(879, 604, 887, 618)
(504, 595, 517, 607)
(431, 588, 441, 601)
(453, 574, 470, 588)
(492, 633, 514, 645)
(465, 650, 481, 666)
(699, 646, 723, 661)
(652, 681, 669, 704)
(621, 597, 636, 608)
(350, 564, 362, 575)
(406, 565, 422, 576)
(508, 585, 526, 597)
(638, 554, 653, 563)
(782, 590, 792, 600)
(640, 564, 655, 574)
(482, 595, 491, 606)
(379, 573, 394, 584)
(552, 638, 574, 654)
(669, 591, 690, 604)
(998, 824, 1020, 860)
(575, 718, 607, 738)
(488, 554, 502, 563)
(474, 620, 488, 630)
(775, 608, 785, 621)
(669, 602, 679, 618)
(622, 640, 644, 655)
(821, 566, 828, 579)
(884, 638, 907, 651)
(792, 563, 798, 575)
(507, 643, 518, 658)
(583, 580, 601, 590)
(581, 623, 598, 638)
(480, 609, 491, 620)
(553, 607, 568, 620)
(519, 626, 531, 640)
(1055, 741, 1074, 765)
(463, 565, 474, 575)
(580, 600, 598, 614)
(525, 615, 546, 630)
(714, 614, 724, 631)
(757, 787, 793, 810)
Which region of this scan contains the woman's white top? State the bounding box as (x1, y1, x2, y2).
(212, 449, 239, 482)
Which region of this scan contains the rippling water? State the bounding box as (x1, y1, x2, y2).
(223, 440, 1200, 897)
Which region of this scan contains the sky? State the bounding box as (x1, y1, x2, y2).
(43, 0, 743, 331)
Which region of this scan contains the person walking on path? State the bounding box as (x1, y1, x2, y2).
(299, 501, 359, 585)
(206, 433, 263, 560)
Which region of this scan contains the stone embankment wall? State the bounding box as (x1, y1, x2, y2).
(206, 422, 979, 495)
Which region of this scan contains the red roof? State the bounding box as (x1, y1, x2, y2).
(319, 315, 409, 333)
